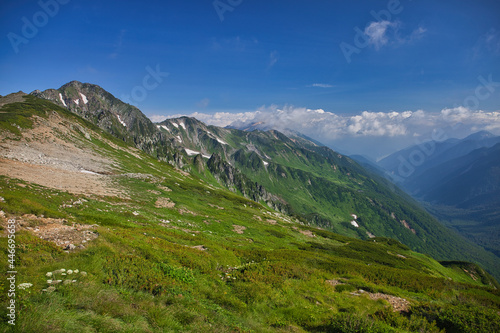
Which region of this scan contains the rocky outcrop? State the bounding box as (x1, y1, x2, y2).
(207, 153, 289, 213)
(31, 81, 180, 163)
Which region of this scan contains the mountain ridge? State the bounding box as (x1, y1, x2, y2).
(27, 81, 500, 279)
(1, 90, 500, 332)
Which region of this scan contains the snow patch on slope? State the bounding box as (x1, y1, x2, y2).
(179, 122, 186, 130)
(216, 137, 227, 145)
(80, 169, 99, 175)
(184, 148, 211, 159)
(184, 148, 199, 156)
(117, 115, 127, 127)
(171, 122, 179, 128)
(79, 93, 88, 104)
(74, 99, 80, 105)
(59, 93, 67, 107)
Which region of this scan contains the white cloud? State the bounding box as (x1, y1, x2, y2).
(363, 21, 426, 49)
(148, 106, 500, 158)
(364, 20, 397, 49)
(165, 106, 500, 140)
(309, 83, 334, 88)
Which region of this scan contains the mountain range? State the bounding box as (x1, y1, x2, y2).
(0, 81, 499, 331)
(377, 131, 500, 258)
(29, 81, 500, 275)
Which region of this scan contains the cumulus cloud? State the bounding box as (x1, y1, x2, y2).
(148, 106, 500, 158)
(157, 106, 500, 140)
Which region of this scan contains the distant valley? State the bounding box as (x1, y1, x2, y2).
(377, 131, 500, 258)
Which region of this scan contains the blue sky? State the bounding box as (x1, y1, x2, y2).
(1, 0, 500, 157)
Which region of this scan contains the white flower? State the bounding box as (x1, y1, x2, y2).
(61, 273, 67, 276)
(60, 269, 66, 272)
(74, 269, 79, 274)
(47, 280, 53, 284)
(80, 271, 87, 277)
(46, 272, 53, 277)
(67, 270, 73, 275)
(18, 283, 33, 290)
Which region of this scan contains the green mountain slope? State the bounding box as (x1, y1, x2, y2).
(157, 116, 500, 279)
(31, 81, 499, 279)
(1, 94, 499, 332)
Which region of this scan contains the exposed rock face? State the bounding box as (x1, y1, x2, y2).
(207, 153, 289, 213)
(30, 81, 179, 163)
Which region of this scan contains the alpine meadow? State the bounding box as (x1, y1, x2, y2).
(1, 1, 500, 332)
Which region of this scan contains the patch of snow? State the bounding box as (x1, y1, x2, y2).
(79, 93, 88, 104)
(184, 148, 201, 156)
(179, 122, 186, 130)
(161, 125, 170, 132)
(117, 115, 127, 127)
(351, 214, 358, 220)
(59, 93, 67, 107)
(80, 169, 99, 175)
(263, 161, 269, 166)
(74, 99, 80, 105)
(202, 154, 211, 159)
(176, 135, 182, 142)
(351, 221, 359, 228)
(171, 122, 179, 128)
(216, 137, 228, 145)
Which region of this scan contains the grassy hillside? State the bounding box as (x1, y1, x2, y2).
(0, 95, 499, 332)
(158, 117, 500, 280)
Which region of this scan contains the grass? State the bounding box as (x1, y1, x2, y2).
(0, 98, 499, 332)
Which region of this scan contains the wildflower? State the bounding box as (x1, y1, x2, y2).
(61, 273, 67, 276)
(74, 269, 79, 274)
(63, 280, 72, 285)
(46, 272, 53, 277)
(46, 286, 56, 293)
(47, 280, 53, 284)
(67, 270, 73, 275)
(80, 271, 87, 277)
(60, 269, 66, 272)
(18, 283, 33, 290)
